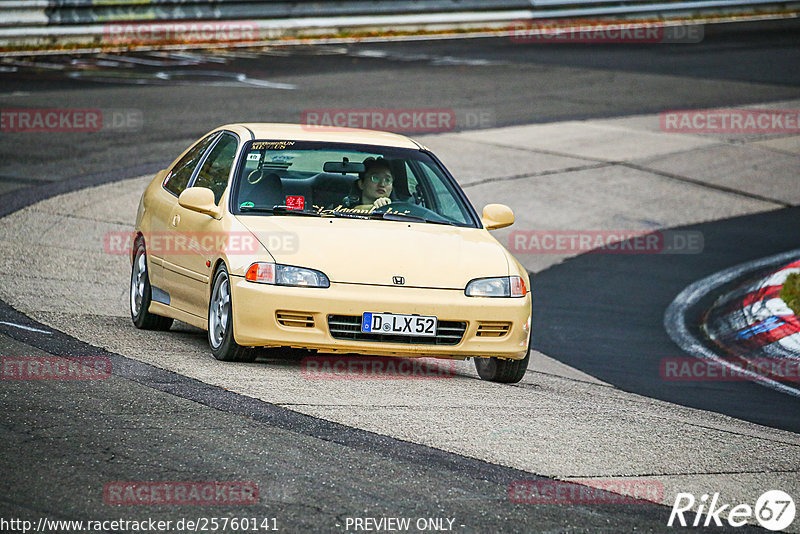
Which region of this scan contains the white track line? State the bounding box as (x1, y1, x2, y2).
(0, 321, 52, 334)
(663, 249, 800, 397)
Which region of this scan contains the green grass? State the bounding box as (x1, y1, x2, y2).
(781, 272, 800, 316)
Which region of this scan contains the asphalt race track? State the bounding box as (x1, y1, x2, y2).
(1, 18, 800, 533)
(3, 19, 800, 183)
(533, 206, 800, 433)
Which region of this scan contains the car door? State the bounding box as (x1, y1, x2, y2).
(150, 132, 220, 307)
(164, 131, 240, 318)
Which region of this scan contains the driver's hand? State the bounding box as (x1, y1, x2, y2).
(373, 197, 392, 209)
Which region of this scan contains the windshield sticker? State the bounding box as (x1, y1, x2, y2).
(239, 201, 255, 209)
(246, 153, 260, 161)
(312, 204, 412, 217)
(269, 154, 296, 163)
(285, 196, 305, 210)
(252, 141, 295, 150)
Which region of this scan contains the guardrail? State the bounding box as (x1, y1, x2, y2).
(0, 0, 798, 51)
(2, 0, 533, 27)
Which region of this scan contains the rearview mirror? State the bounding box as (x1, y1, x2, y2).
(323, 159, 366, 174)
(481, 204, 514, 230)
(178, 187, 220, 218)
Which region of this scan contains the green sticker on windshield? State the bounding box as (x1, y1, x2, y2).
(240, 201, 255, 209)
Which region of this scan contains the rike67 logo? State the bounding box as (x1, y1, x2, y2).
(668, 490, 795, 531)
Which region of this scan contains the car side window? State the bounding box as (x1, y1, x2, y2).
(192, 133, 238, 204)
(163, 134, 218, 197)
(405, 162, 418, 196)
(418, 162, 470, 223)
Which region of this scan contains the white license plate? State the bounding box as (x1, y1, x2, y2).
(361, 312, 438, 337)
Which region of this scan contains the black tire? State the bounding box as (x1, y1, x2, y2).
(208, 264, 255, 362)
(474, 349, 530, 383)
(130, 239, 173, 331)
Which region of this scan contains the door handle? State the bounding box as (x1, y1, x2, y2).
(171, 214, 180, 227)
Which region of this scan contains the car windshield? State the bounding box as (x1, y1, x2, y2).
(230, 140, 478, 227)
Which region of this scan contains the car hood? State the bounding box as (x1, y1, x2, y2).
(235, 215, 510, 289)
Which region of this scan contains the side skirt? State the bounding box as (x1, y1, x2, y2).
(150, 301, 207, 330)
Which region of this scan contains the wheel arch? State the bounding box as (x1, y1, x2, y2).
(208, 257, 229, 302)
(130, 231, 145, 264)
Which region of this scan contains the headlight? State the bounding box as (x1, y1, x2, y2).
(245, 262, 330, 288)
(465, 276, 527, 298)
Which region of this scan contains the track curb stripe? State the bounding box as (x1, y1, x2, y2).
(664, 250, 800, 397)
(707, 260, 800, 354)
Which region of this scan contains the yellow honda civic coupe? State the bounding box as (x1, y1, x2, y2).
(130, 124, 531, 382)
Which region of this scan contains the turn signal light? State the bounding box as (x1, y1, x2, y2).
(510, 276, 527, 297)
(246, 262, 275, 284)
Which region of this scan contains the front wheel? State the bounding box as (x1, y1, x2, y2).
(130, 239, 173, 331)
(208, 265, 255, 362)
(474, 349, 529, 383)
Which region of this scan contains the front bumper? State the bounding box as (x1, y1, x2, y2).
(230, 277, 531, 360)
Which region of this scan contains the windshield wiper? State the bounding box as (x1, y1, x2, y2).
(270, 205, 323, 216)
(374, 211, 457, 226)
(238, 205, 273, 213)
(240, 205, 321, 217)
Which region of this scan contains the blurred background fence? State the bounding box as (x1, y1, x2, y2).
(1, 0, 798, 50)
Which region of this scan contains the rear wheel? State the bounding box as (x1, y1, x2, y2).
(474, 349, 530, 383)
(130, 239, 173, 331)
(208, 264, 255, 362)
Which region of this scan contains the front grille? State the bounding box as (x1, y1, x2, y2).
(276, 311, 315, 328)
(476, 321, 512, 337)
(328, 315, 466, 345)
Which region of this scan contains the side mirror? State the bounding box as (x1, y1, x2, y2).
(481, 204, 514, 230)
(178, 187, 220, 218)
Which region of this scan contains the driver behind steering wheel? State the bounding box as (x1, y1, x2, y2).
(347, 157, 394, 211)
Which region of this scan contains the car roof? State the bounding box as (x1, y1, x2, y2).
(217, 123, 422, 149)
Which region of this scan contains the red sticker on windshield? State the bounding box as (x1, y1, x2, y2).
(286, 196, 305, 210)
